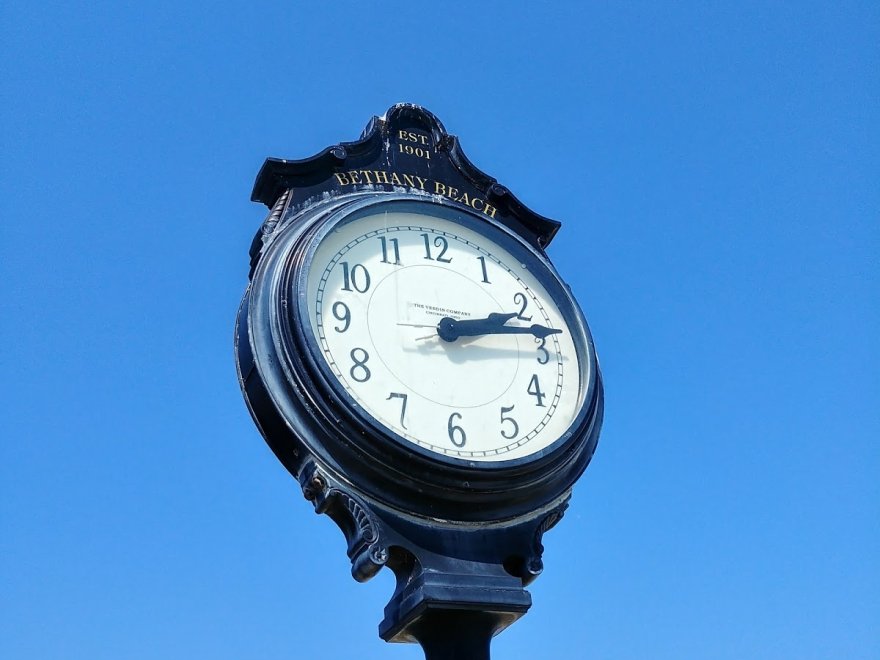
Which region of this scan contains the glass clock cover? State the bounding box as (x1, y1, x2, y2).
(301, 200, 589, 463)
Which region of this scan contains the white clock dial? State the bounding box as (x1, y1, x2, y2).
(304, 204, 583, 462)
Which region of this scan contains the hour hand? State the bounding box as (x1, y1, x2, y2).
(484, 312, 518, 326)
(437, 314, 562, 342)
(398, 314, 516, 337)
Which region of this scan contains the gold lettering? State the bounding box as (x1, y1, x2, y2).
(447, 186, 460, 201)
(334, 172, 350, 186)
(373, 170, 390, 184)
(434, 181, 447, 195)
(471, 197, 484, 212)
(402, 174, 416, 188)
(398, 130, 432, 147)
(389, 172, 402, 186)
(483, 203, 497, 219)
(458, 192, 471, 207)
(348, 171, 362, 185)
(413, 176, 427, 190)
(359, 170, 373, 184)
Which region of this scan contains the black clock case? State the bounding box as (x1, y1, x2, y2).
(234, 105, 604, 648)
(236, 192, 603, 644)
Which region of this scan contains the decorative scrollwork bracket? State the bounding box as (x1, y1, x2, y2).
(299, 460, 388, 582)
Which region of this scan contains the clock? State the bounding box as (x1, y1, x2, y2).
(236, 105, 605, 649)
(238, 191, 601, 522)
(305, 197, 585, 461)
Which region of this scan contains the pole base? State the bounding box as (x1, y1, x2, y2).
(379, 566, 530, 659)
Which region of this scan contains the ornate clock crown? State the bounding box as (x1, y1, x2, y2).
(246, 104, 563, 278)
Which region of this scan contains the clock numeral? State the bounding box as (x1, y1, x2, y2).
(341, 262, 371, 293)
(349, 347, 371, 383)
(447, 412, 466, 447)
(378, 236, 401, 265)
(421, 233, 452, 263)
(514, 292, 532, 321)
(331, 301, 351, 333)
(527, 374, 546, 407)
(386, 392, 408, 429)
(536, 336, 550, 364)
(500, 405, 519, 440)
(477, 256, 491, 284)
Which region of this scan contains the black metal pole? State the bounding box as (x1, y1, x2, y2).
(409, 610, 498, 660)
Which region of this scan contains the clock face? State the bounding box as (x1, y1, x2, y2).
(300, 200, 588, 463)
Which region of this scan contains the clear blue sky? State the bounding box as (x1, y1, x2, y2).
(2, 2, 877, 658)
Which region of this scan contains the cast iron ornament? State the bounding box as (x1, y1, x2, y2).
(235, 104, 604, 658)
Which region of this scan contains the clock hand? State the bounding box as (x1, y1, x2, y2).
(429, 312, 512, 342)
(461, 323, 562, 339)
(437, 314, 562, 343)
(402, 313, 518, 339)
(505, 324, 562, 338)
(485, 312, 519, 326)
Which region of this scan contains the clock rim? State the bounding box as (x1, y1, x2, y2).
(284, 195, 598, 471)
(301, 201, 580, 461)
(241, 192, 603, 520)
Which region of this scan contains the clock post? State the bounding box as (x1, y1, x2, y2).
(236, 104, 604, 658)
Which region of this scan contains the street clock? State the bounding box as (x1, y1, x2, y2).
(235, 104, 603, 657)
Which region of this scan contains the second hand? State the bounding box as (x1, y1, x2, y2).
(397, 321, 439, 342)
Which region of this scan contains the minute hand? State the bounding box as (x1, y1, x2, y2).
(437, 315, 562, 342)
